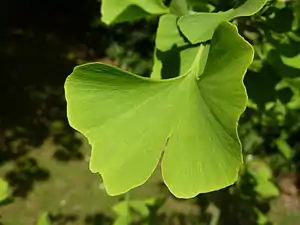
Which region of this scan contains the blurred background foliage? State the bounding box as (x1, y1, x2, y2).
(1, 0, 300, 224)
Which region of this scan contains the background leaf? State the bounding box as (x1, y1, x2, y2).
(247, 159, 280, 198)
(101, 0, 168, 24)
(0, 178, 8, 202)
(178, 0, 268, 43)
(169, 0, 189, 15)
(36, 213, 52, 225)
(151, 14, 210, 79)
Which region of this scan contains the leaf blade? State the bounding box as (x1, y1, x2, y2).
(0, 178, 8, 202)
(101, 0, 168, 24)
(161, 22, 253, 198)
(65, 63, 185, 195)
(65, 22, 253, 198)
(178, 0, 268, 43)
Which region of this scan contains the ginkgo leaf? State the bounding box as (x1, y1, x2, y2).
(65, 22, 253, 198)
(169, 0, 189, 16)
(0, 178, 8, 202)
(156, 14, 187, 52)
(151, 14, 192, 79)
(151, 0, 265, 79)
(151, 14, 209, 79)
(101, 0, 168, 25)
(178, 0, 267, 44)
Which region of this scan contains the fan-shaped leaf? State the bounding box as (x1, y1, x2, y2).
(65, 22, 253, 198)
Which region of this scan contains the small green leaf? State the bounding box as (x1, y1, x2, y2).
(101, 0, 169, 24)
(254, 208, 268, 224)
(275, 137, 293, 160)
(287, 77, 300, 93)
(187, 0, 215, 12)
(113, 201, 131, 225)
(247, 159, 279, 198)
(36, 213, 52, 225)
(256, 181, 280, 198)
(281, 54, 300, 69)
(0, 178, 8, 202)
(151, 44, 204, 79)
(152, 14, 210, 79)
(129, 198, 156, 217)
(169, 0, 189, 15)
(129, 201, 150, 217)
(178, 0, 267, 43)
(113, 201, 130, 217)
(248, 160, 272, 180)
(151, 14, 191, 79)
(65, 22, 253, 198)
(113, 216, 130, 225)
(112, 198, 155, 225)
(155, 14, 187, 52)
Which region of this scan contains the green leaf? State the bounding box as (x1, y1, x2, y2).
(255, 181, 280, 198)
(129, 201, 150, 217)
(169, 0, 189, 15)
(247, 159, 279, 198)
(254, 208, 268, 224)
(112, 198, 155, 225)
(113, 216, 130, 225)
(281, 54, 300, 70)
(113, 201, 131, 225)
(275, 137, 293, 160)
(155, 14, 187, 52)
(187, 0, 215, 12)
(101, 0, 169, 24)
(113, 201, 130, 217)
(288, 77, 300, 92)
(178, 0, 267, 44)
(129, 199, 156, 217)
(151, 44, 204, 79)
(36, 213, 52, 225)
(151, 14, 210, 79)
(0, 178, 8, 202)
(248, 160, 272, 180)
(151, 14, 192, 79)
(65, 22, 253, 198)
